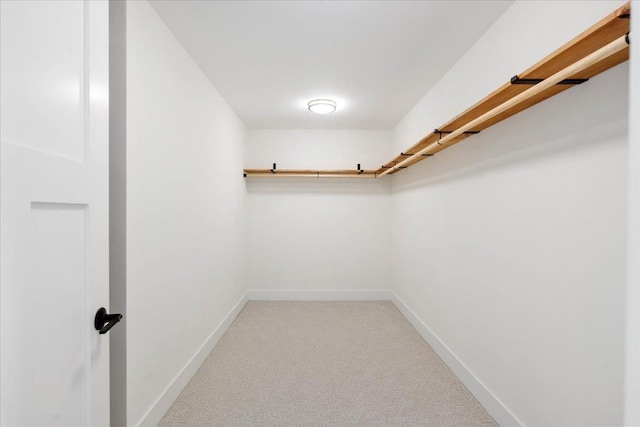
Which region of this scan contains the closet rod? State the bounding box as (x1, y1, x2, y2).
(244, 173, 376, 178)
(379, 32, 630, 177)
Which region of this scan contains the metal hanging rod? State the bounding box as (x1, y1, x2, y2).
(399, 153, 433, 157)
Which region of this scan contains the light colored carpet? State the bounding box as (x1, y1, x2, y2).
(159, 301, 496, 426)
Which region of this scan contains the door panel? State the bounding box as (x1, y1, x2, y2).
(0, 0, 85, 161)
(0, 1, 110, 425)
(31, 203, 87, 426)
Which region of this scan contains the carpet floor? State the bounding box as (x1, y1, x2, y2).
(159, 301, 496, 426)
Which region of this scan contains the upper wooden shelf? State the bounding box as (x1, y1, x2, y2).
(244, 2, 630, 179)
(378, 2, 630, 175)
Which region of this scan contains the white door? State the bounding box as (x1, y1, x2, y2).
(0, 1, 111, 425)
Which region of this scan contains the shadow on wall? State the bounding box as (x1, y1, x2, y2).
(393, 62, 629, 192)
(245, 178, 391, 195)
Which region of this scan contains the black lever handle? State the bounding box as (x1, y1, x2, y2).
(94, 307, 123, 335)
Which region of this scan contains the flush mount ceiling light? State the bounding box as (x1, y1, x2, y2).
(308, 99, 336, 114)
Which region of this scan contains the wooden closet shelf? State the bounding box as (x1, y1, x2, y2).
(243, 2, 630, 179)
(244, 169, 378, 178)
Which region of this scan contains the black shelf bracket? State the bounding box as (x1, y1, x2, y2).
(434, 129, 480, 136)
(270, 163, 276, 174)
(510, 75, 588, 85)
(434, 128, 480, 145)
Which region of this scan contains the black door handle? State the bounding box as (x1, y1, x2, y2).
(94, 307, 123, 334)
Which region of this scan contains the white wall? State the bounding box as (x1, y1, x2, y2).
(391, 1, 628, 425)
(126, 2, 247, 425)
(246, 130, 392, 292)
(626, 2, 640, 424)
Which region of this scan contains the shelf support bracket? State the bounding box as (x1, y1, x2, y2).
(510, 75, 588, 85)
(434, 129, 480, 135)
(400, 152, 433, 157)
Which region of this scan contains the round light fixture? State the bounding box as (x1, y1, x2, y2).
(308, 99, 336, 114)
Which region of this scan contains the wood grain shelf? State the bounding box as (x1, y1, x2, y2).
(243, 3, 630, 179)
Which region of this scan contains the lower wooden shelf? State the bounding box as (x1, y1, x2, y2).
(243, 169, 377, 178)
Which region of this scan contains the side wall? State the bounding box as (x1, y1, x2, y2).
(126, 2, 248, 424)
(245, 129, 392, 294)
(391, 1, 628, 425)
(626, 1, 640, 423)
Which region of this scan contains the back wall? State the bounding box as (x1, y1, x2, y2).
(245, 129, 392, 294)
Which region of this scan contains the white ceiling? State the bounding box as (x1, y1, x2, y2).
(149, 1, 513, 130)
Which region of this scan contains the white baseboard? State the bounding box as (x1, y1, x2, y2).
(247, 289, 393, 301)
(137, 292, 249, 427)
(390, 292, 522, 427)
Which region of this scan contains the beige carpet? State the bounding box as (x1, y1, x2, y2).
(159, 301, 496, 426)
